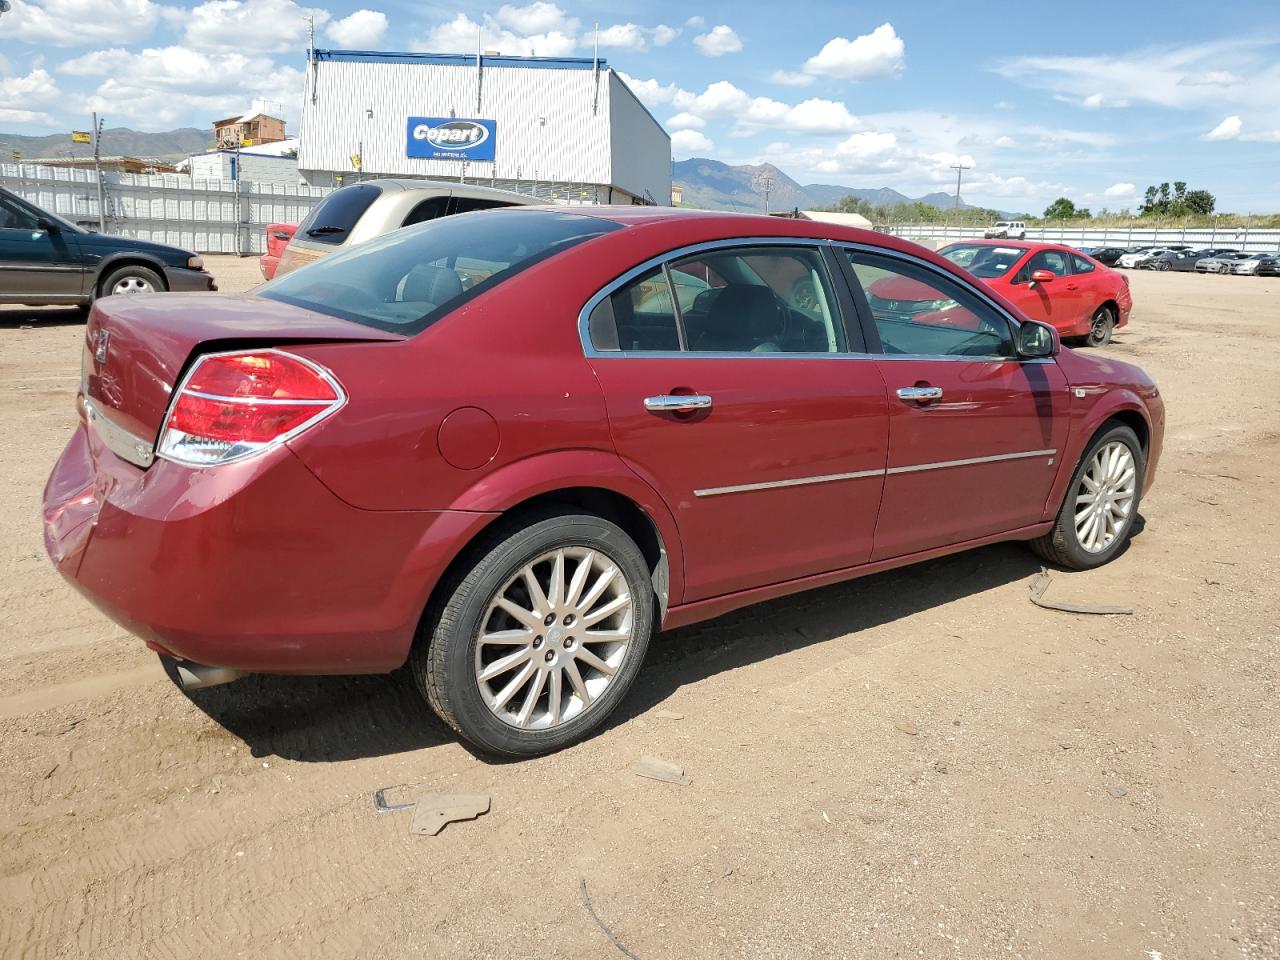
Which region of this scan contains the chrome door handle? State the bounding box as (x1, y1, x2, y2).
(896, 386, 943, 402)
(644, 394, 713, 413)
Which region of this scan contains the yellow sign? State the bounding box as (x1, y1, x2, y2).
(350, 154, 363, 170)
(241, 138, 256, 146)
(71, 130, 92, 144)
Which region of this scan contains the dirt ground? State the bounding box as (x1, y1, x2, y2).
(1, 256, 1277, 960)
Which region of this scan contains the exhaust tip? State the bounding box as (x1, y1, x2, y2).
(160, 655, 247, 691)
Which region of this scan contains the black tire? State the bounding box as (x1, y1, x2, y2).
(99, 264, 165, 298)
(1084, 306, 1114, 347)
(411, 509, 655, 757)
(1030, 423, 1144, 570)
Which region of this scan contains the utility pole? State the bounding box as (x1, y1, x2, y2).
(950, 162, 970, 211)
(754, 173, 774, 214)
(92, 112, 106, 232)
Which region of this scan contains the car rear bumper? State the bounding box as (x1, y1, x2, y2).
(163, 266, 217, 292)
(43, 420, 497, 675)
(259, 254, 279, 280)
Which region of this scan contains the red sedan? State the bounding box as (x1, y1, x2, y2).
(43, 208, 1164, 756)
(937, 240, 1132, 347)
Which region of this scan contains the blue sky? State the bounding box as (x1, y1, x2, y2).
(2, 0, 1278, 211)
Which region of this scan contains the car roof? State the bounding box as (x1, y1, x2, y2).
(356, 177, 535, 203)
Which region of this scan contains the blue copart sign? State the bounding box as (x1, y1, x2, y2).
(406, 117, 497, 161)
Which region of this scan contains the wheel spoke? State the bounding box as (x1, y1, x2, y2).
(516, 669, 547, 728)
(547, 669, 562, 726)
(521, 567, 551, 617)
(481, 628, 533, 645)
(478, 646, 533, 683)
(574, 646, 616, 677)
(565, 659, 592, 706)
(1080, 472, 1101, 493)
(582, 627, 630, 642)
(581, 593, 630, 628)
(491, 660, 536, 711)
(548, 550, 566, 608)
(576, 565, 617, 614)
(564, 551, 594, 609)
(495, 596, 542, 631)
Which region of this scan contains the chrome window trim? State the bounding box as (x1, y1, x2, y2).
(578, 235, 1049, 364)
(693, 448, 1057, 498)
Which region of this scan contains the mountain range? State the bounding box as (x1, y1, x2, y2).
(0, 127, 211, 162)
(672, 158, 986, 215)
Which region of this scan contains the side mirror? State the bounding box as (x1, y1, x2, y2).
(35, 217, 61, 235)
(1018, 320, 1059, 358)
(1030, 269, 1056, 283)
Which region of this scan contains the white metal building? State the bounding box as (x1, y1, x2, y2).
(297, 50, 670, 205)
(184, 149, 300, 185)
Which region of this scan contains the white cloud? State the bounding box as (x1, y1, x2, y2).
(59, 45, 305, 128)
(617, 72, 687, 109)
(185, 0, 326, 54)
(666, 112, 705, 131)
(770, 70, 813, 87)
(1177, 70, 1244, 86)
(678, 80, 750, 117)
(1203, 115, 1242, 141)
(671, 129, 713, 156)
(652, 24, 678, 46)
(1104, 182, 1136, 197)
(589, 23, 647, 51)
(684, 15, 704, 29)
(993, 135, 1017, 148)
(325, 9, 388, 48)
(693, 25, 742, 57)
(5, 0, 164, 46)
(421, 12, 576, 57)
(493, 2, 576, 35)
(4, 67, 60, 104)
(0, 108, 56, 125)
(803, 23, 904, 81)
(834, 130, 897, 159)
(776, 98, 860, 134)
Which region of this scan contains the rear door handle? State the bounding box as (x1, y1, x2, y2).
(896, 386, 943, 402)
(644, 394, 713, 413)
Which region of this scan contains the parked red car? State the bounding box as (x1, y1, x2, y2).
(937, 240, 1131, 347)
(44, 208, 1164, 756)
(258, 223, 296, 280)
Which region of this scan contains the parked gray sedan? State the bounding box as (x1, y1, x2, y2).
(1140, 249, 1204, 272)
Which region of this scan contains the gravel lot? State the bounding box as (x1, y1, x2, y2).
(1, 258, 1277, 959)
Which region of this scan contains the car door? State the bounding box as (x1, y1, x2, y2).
(0, 193, 84, 300)
(1003, 248, 1083, 333)
(584, 241, 890, 603)
(839, 246, 1069, 560)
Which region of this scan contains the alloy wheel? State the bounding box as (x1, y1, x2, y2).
(473, 547, 633, 730)
(1073, 440, 1137, 554)
(111, 275, 156, 294)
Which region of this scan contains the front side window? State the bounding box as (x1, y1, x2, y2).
(261, 209, 619, 334)
(0, 196, 38, 231)
(1017, 250, 1071, 282)
(939, 243, 1026, 279)
(845, 250, 1015, 359)
(1071, 254, 1095, 273)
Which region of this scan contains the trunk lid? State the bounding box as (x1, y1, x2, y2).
(83, 293, 402, 450)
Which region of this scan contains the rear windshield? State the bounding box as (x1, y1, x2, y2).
(296, 183, 382, 245)
(939, 243, 1027, 278)
(258, 208, 620, 334)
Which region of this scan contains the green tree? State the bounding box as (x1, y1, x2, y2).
(1043, 197, 1091, 220)
(1184, 189, 1216, 215)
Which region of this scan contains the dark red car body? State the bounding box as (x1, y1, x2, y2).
(938, 239, 1132, 340)
(44, 208, 1163, 679)
(258, 223, 296, 280)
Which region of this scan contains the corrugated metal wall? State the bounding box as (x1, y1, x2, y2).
(0, 163, 331, 254)
(298, 59, 669, 201)
(608, 72, 671, 204)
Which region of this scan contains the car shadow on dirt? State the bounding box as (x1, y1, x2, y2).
(0, 306, 86, 328)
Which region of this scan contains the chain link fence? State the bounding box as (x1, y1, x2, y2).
(878, 220, 1280, 254)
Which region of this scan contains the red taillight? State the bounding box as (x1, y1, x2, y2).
(157, 350, 344, 466)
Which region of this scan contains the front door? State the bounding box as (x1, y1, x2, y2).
(1005, 248, 1083, 334)
(842, 247, 1069, 560)
(585, 242, 889, 603)
(0, 194, 83, 301)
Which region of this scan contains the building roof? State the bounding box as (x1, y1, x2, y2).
(213, 112, 283, 127)
(312, 49, 609, 71)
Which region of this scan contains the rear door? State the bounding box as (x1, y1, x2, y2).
(585, 241, 889, 603)
(0, 193, 84, 300)
(840, 246, 1069, 560)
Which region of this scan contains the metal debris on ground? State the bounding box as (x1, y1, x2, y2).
(631, 755, 690, 785)
(1029, 570, 1134, 616)
(372, 785, 417, 814)
(1108, 786, 1128, 798)
(410, 794, 491, 836)
(580, 878, 642, 960)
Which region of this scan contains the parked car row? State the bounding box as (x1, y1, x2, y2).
(1078, 243, 1279, 275)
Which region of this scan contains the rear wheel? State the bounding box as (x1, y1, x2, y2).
(1085, 306, 1115, 347)
(411, 510, 654, 757)
(101, 264, 165, 297)
(1030, 423, 1144, 570)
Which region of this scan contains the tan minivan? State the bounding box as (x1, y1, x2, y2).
(275, 179, 537, 277)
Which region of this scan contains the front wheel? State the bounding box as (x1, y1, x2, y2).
(411, 510, 655, 757)
(1084, 306, 1115, 347)
(1030, 423, 1144, 570)
(101, 264, 165, 297)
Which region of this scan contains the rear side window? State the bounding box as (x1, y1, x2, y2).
(1071, 254, 1095, 273)
(260, 209, 620, 335)
(0, 195, 38, 230)
(591, 266, 683, 352)
(297, 184, 382, 245)
(451, 197, 514, 215)
(402, 195, 449, 227)
(1016, 250, 1070, 283)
